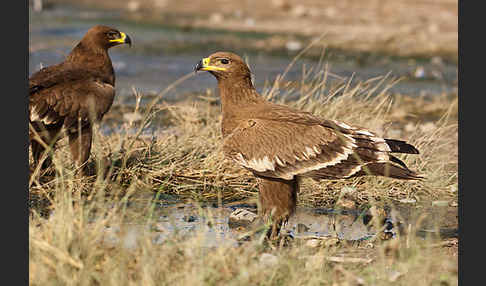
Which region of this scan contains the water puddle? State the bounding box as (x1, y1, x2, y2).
(99, 198, 457, 250)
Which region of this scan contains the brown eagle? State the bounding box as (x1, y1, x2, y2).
(29, 25, 131, 176)
(195, 52, 421, 239)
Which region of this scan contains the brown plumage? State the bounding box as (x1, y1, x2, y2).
(29, 25, 131, 175)
(195, 52, 421, 239)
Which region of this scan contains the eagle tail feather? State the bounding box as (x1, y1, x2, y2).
(385, 139, 419, 154)
(353, 162, 423, 180)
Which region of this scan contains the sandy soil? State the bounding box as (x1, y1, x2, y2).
(48, 0, 458, 60)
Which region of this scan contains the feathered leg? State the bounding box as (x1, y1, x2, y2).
(68, 125, 93, 176)
(29, 122, 61, 172)
(257, 176, 299, 239)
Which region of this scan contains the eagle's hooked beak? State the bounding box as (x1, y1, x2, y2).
(194, 57, 226, 73)
(110, 32, 132, 47)
(194, 59, 204, 73)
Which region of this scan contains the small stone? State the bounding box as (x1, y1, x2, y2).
(297, 223, 310, 233)
(323, 237, 340, 247)
(126, 1, 140, 12)
(336, 194, 356, 209)
(431, 56, 443, 65)
(285, 40, 302, 52)
(388, 270, 404, 282)
(305, 239, 322, 248)
(413, 66, 425, 78)
(209, 13, 224, 24)
(183, 215, 197, 222)
(228, 208, 257, 228)
(340, 186, 356, 194)
(244, 18, 255, 27)
(291, 5, 308, 17)
(448, 185, 457, 194)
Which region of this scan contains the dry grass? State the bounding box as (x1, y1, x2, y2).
(29, 56, 458, 285)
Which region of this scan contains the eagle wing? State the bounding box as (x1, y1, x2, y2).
(29, 64, 115, 129)
(223, 115, 419, 180)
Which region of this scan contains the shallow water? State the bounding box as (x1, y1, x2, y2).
(97, 199, 457, 249)
(30, 4, 457, 247)
(29, 4, 457, 104)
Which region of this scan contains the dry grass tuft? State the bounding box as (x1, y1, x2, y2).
(29, 54, 457, 285)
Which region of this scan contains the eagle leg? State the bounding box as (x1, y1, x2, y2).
(31, 139, 53, 171)
(29, 123, 61, 172)
(68, 125, 93, 176)
(257, 176, 299, 239)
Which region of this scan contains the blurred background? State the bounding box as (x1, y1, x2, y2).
(29, 0, 458, 103)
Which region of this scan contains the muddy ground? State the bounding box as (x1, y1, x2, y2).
(44, 0, 457, 61)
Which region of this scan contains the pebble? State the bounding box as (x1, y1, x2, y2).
(388, 270, 404, 282)
(285, 40, 302, 52)
(209, 13, 224, 24)
(341, 186, 356, 194)
(413, 66, 425, 78)
(431, 56, 444, 65)
(296, 223, 310, 233)
(228, 208, 257, 228)
(305, 239, 322, 248)
(291, 5, 308, 17)
(183, 215, 197, 222)
(245, 18, 255, 27)
(126, 1, 140, 12)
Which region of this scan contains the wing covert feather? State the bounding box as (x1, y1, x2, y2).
(223, 119, 357, 180)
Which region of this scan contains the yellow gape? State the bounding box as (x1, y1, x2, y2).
(200, 57, 227, 71)
(109, 32, 127, 44)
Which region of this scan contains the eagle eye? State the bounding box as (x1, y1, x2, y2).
(106, 31, 118, 38)
(220, 58, 230, 65)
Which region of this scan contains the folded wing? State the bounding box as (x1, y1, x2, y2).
(29, 65, 115, 129)
(223, 117, 420, 180)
